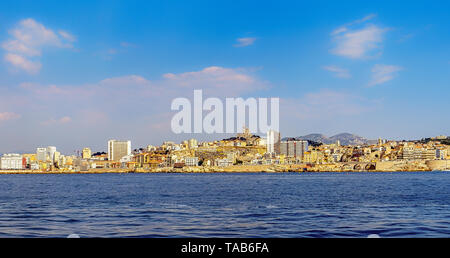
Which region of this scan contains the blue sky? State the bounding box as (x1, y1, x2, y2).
(0, 0, 449, 154)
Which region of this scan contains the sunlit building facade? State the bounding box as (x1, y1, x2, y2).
(108, 140, 131, 161)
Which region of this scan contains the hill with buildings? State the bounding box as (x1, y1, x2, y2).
(286, 133, 371, 146)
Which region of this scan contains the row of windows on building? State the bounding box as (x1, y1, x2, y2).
(266, 129, 309, 158)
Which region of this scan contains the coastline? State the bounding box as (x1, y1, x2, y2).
(2, 159, 448, 174)
(0, 165, 443, 175)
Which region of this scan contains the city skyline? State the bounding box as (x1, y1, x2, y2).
(1, 131, 447, 157)
(0, 0, 449, 154)
(2, 131, 449, 172)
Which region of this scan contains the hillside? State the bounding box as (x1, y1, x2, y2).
(283, 133, 371, 146)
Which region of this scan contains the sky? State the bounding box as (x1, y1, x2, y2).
(0, 0, 449, 154)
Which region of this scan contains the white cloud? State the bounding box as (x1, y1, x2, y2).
(99, 75, 151, 87)
(59, 116, 72, 123)
(41, 116, 72, 126)
(23, 66, 266, 99)
(323, 65, 351, 78)
(58, 30, 76, 42)
(19, 75, 155, 104)
(4, 66, 268, 151)
(0, 112, 21, 121)
(332, 25, 385, 59)
(4, 53, 42, 74)
(2, 39, 41, 57)
(331, 14, 377, 36)
(162, 66, 267, 95)
(369, 64, 402, 86)
(18, 66, 267, 117)
(331, 27, 348, 36)
(331, 15, 386, 59)
(2, 18, 75, 74)
(234, 37, 257, 47)
(10, 65, 267, 147)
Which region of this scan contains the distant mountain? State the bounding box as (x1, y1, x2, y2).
(296, 134, 329, 144)
(328, 133, 369, 146)
(283, 133, 370, 146)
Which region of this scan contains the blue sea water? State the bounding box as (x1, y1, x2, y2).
(0, 172, 449, 238)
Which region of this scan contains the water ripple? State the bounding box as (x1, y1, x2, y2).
(0, 172, 449, 237)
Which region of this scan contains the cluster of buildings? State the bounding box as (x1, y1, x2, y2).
(0, 145, 87, 171)
(1, 129, 449, 171)
(0, 140, 132, 171)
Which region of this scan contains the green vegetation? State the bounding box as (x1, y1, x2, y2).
(419, 137, 450, 145)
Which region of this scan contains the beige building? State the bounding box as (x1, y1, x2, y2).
(400, 147, 436, 160)
(188, 138, 198, 149)
(146, 145, 156, 152)
(303, 150, 323, 164)
(82, 148, 92, 159)
(54, 151, 61, 165)
(108, 140, 131, 161)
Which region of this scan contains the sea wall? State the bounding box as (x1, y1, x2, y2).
(2, 161, 449, 174)
(426, 160, 449, 171)
(376, 160, 444, 171)
(376, 161, 404, 171)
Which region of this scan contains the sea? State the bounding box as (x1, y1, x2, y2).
(0, 172, 449, 237)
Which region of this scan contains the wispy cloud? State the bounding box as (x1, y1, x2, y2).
(162, 66, 267, 95)
(331, 15, 386, 59)
(331, 14, 377, 36)
(120, 42, 136, 48)
(99, 74, 150, 87)
(0, 112, 21, 122)
(4, 53, 42, 74)
(13, 66, 266, 128)
(1, 66, 267, 151)
(98, 42, 136, 61)
(369, 64, 402, 87)
(233, 37, 257, 47)
(2, 18, 75, 74)
(41, 116, 72, 126)
(323, 65, 351, 78)
(58, 30, 76, 42)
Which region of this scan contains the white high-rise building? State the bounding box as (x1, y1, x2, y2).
(0, 154, 23, 170)
(47, 146, 57, 162)
(108, 140, 131, 161)
(36, 148, 47, 161)
(267, 130, 281, 154)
